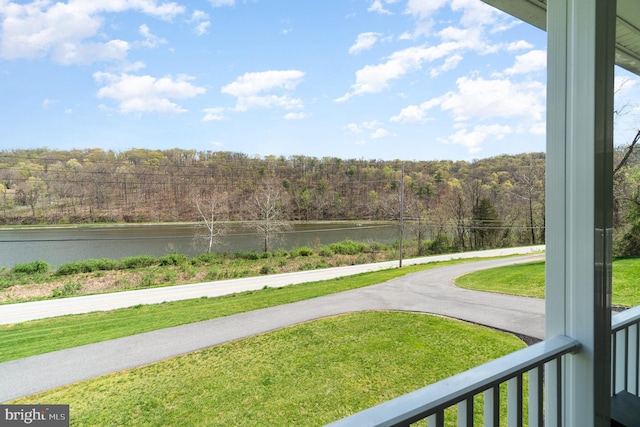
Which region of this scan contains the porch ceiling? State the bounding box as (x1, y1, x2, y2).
(481, 0, 640, 76)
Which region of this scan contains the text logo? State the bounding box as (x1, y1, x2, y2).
(0, 405, 69, 426)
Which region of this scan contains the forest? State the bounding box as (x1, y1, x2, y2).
(1, 146, 639, 256)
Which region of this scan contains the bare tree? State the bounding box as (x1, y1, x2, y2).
(194, 193, 227, 253)
(251, 180, 291, 252)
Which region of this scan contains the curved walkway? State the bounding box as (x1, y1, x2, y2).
(0, 253, 545, 402)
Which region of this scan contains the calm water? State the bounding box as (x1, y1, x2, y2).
(0, 222, 398, 268)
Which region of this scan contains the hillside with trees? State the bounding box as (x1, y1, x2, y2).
(1, 147, 639, 255)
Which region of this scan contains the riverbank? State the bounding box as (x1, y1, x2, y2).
(0, 240, 404, 303)
(0, 220, 399, 268)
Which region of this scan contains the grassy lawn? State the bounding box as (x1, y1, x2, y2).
(455, 258, 640, 307)
(12, 311, 526, 426)
(0, 260, 472, 363)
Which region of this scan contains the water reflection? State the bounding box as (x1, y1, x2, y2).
(0, 222, 398, 268)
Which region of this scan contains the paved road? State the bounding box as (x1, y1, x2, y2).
(0, 253, 545, 402)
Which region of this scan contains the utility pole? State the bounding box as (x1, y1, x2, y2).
(399, 161, 404, 268)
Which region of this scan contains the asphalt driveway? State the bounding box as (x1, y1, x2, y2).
(0, 254, 544, 402)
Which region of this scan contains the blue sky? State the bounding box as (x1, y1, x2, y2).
(1, 0, 638, 161)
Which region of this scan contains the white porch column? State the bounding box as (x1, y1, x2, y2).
(546, 0, 615, 425)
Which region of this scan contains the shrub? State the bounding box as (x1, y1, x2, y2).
(300, 261, 327, 270)
(260, 265, 276, 275)
(291, 246, 313, 257)
(427, 234, 451, 254)
(328, 240, 369, 255)
(159, 253, 187, 266)
(120, 255, 158, 270)
(160, 270, 178, 283)
(57, 258, 120, 275)
(51, 281, 82, 298)
(12, 260, 50, 275)
(191, 253, 221, 266)
(205, 268, 221, 281)
(89, 258, 120, 271)
(235, 251, 260, 260)
(56, 261, 86, 275)
(139, 273, 156, 287)
(318, 246, 335, 257)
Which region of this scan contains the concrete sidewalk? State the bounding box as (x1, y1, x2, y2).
(1, 254, 545, 402)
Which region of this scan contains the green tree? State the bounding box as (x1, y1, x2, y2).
(472, 198, 500, 248)
(21, 176, 48, 217)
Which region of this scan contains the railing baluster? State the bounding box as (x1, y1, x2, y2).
(457, 397, 473, 427)
(483, 385, 499, 427)
(557, 356, 563, 427)
(430, 411, 444, 427)
(507, 375, 523, 427)
(544, 357, 561, 427)
(612, 330, 618, 395)
(614, 329, 626, 394)
(630, 323, 639, 396)
(636, 323, 640, 395)
(529, 367, 543, 426)
(625, 326, 630, 392)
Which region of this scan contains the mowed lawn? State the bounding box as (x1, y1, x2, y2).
(12, 311, 526, 426)
(0, 260, 477, 363)
(455, 258, 640, 307)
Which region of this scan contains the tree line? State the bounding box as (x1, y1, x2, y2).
(1, 146, 639, 255)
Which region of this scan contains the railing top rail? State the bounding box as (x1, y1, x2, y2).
(612, 305, 640, 333)
(326, 334, 580, 427)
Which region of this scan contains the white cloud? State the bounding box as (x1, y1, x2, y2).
(187, 10, 211, 36)
(368, 0, 392, 15)
(430, 53, 463, 77)
(346, 123, 362, 133)
(393, 75, 545, 152)
(202, 107, 227, 121)
(349, 32, 381, 54)
(362, 120, 383, 129)
(404, 0, 448, 19)
(439, 124, 512, 153)
(336, 45, 457, 102)
(189, 10, 210, 35)
(504, 50, 546, 75)
(450, 0, 503, 28)
(209, 0, 235, 7)
(42, 98, 56, 108)
(94, 72, 206, 114)
(371, 128, 389, 139)
(346, 121, 388, 139)
(428, 76, 545, 122)
(138, 24, 167, 48)
(222, 70, 305, 112)
(391, 102, 435, 123)
(506, 40, 534, 51)
(284, 112, 307, 120)
(0, 0, 184, 64)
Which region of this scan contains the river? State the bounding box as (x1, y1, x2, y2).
(0, 222, 399, 268)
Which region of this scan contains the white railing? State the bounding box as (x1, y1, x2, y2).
(612, 305, 640, 396)
(326, 334, 580, 427)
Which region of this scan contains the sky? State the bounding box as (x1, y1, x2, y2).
(1, 0, 639, 162)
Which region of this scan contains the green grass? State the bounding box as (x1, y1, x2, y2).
(455, 261, 546, 298)
(0, 260, 470, 363)
(455, 258, 640, 306)
(13, 312, 526, 426)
